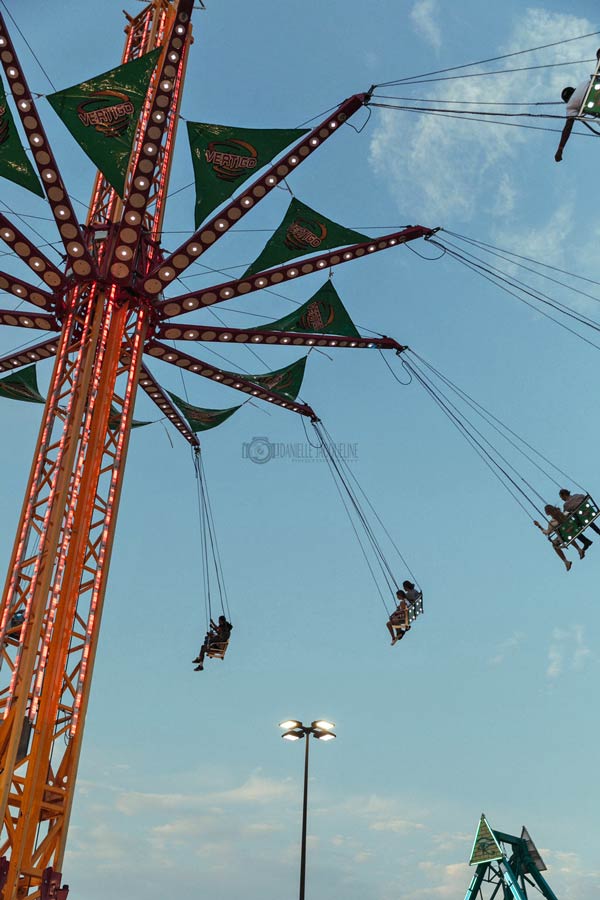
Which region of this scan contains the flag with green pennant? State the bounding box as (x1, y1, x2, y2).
(469, 815, 503, 866)
(187, 122, 309, 228)
(0, 365, 45, 404)
(108, 405, 151, 430)
(243, 356, 307, 401)
(0, 80, 43, 196)
(244, 199, 369, 277)
(168, 392, 241, 432)
(47, 49, 161, 197)
(265, 281, 359, 337)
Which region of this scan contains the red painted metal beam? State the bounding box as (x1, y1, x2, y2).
(136, 361, 200, 447)
(109, 0, 194, 285)
(155, 322, 406, 352)
(142, 92, 371, 295)
(0, 214, 65, 293)
(144, 338, 317, 419)
(0, 310, 59, 331)
(0, 337, 58, 373)
(155, 225, 434, 319)
(0, 14, 97, 281)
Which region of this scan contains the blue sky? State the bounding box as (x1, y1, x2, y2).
(1, 0, 600, 897)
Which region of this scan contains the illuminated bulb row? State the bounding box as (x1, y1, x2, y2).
(141, 375, 198, 445)
(0, 217, 64, 290)
(111, 8, 191, 281)
(144, 98, 364, 295)
(159, 234, 405, 319)
(0, 273, 55, 312)
(0, 340, 57, 373)
(159, 325, 377, 349)
(146, 343, 303, 412)
(0, 37, 91, 277)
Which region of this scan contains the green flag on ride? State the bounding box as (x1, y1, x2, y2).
(243, 356, 307, 401)
(0, 364, 45, 404)
(266, 281, 359, 337)
(108, 405, 151, 430)
(187, 121, 309, 228)
(168, 392, 241, 432)
(0, 79, 43, 196)
(244, 199, 369, 277)
(469, 815, 503, 866)
(47, 49, 161, 197)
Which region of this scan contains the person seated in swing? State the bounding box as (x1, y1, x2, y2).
(386, 590, 411, 645)
(193, 615, 233, 671)
(555, 49, 600, 161)
(402, 580, 422, 605)
(559, 488, 600, 538)
(533, 504, 590, 571)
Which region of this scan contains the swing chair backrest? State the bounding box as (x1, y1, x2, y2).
(578, 61, 600, 118)
(406, 593, 424, 623)
(553, 496, 600, 546)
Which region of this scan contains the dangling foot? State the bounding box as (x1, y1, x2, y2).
(565, 560, 572, 572)
(192, 656, 202, 663)
(194, 664, 204, 671)
(391, 637, 398, 646)
(578, 548, 585, 560)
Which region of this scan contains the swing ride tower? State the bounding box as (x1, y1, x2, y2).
(0, 3, 193, 896)
(0, 1, 433, 896)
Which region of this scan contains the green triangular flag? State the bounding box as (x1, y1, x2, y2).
(266, 281, 360, 337)
(187, 121, 309, 228)
(168, 392, 241, 432)
(469, 815, 503, 866)
(0, 365, 45, 404)
(47, 49, 161, 197)
(244, 199, 369, 277)
(108, 405, 151, 430)
(0, 79, 43, 196)
(242, 357, 307, 402)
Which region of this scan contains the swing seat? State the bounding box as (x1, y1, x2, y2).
(206, 639, 229, 660)
(554, 496, 600, 547)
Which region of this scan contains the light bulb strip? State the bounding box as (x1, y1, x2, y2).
(0, 213, 66, 293)
(156, 225, 434, 320)
(0, 337, 59, 374)
(0, 271, 57, 313)
(0, 14, 98, 281)
(0, 310, 59, 332)
(135, 361, 200, 447)
(108, 0, 194, 285)
(145, 338, 317, 419)
(156, 323, 405, 352)
(143, 92, 371, 295)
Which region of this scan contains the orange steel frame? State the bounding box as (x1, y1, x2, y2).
(0, 3, 190, 897)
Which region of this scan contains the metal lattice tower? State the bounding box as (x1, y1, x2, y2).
(0, 2, 432, 896)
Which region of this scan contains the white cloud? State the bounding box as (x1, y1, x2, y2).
(370, 9, 596, 221)
(410, 0, 442, 51)
(489, 629, 525, 665)
(546, 624, 591, 680)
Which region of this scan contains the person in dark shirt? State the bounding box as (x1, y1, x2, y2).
(559, 488, 600, 538)
(193, 615, 233, 671)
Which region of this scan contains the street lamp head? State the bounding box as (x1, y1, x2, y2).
(311, 720, 335, 731)
(313, 729, 336, 741)
(282, 728, 305, 741)
(279, 719, 302, 730)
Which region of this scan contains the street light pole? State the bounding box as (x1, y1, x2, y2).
(299, 729, 310, 900)
(279, 719, 336, 900)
